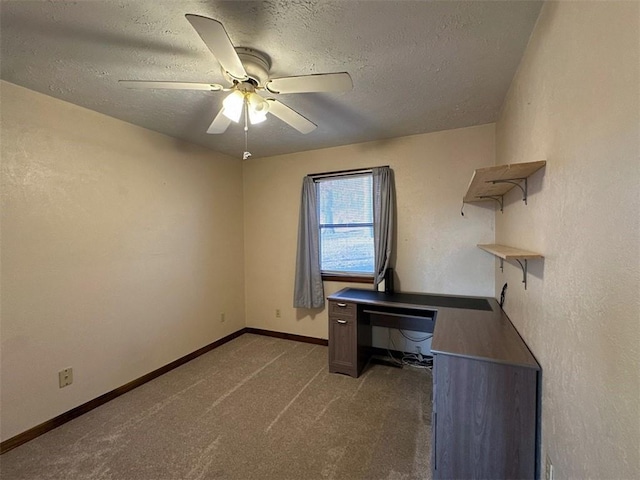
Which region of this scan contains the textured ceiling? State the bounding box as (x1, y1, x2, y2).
(0, 1, 543, 159)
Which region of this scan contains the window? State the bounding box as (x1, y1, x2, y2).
(317, 173, 374, 279)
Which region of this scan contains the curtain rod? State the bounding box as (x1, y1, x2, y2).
(308, 165, 390, 179)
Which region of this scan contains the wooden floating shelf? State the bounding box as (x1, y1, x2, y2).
(478, 244, 543, 289)
(477, 244, 543, 260)
(463, 160, 546, 209)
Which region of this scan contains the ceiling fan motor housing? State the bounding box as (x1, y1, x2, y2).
(224, 47, 271, 87)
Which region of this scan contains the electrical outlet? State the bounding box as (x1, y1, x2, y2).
(545, 455, 554, 480)
(275, 309, 281, 318)
(59, 367, 73, 388)
(220, 312, 225, 323)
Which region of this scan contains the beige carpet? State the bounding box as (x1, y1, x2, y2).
(1, 334, 433, 479)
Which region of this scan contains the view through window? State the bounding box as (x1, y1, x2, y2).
(317, 174, 374, 275)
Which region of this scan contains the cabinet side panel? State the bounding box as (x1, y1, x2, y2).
(434, 355, 537, 479)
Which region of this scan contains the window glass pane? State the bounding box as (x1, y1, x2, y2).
(318, 175, 372, 225)
(317, 173, 374, 275)
(320, 226, 374, 273)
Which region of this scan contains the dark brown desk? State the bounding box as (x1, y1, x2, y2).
(326, 287, 541, 480)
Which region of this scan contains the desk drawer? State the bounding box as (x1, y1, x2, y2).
(329, 301, 355, 318)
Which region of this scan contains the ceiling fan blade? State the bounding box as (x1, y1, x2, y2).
(185, 14, 248, 81)
(119, 80, 224, 91)
(266, 99, 316, 134)
(265, 72, 353, 94)
(207, 108, 232, 134)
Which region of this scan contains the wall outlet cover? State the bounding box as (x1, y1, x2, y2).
(58, 367, 73, 388)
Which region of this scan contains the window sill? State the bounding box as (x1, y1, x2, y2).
(321, 274, 374, 284)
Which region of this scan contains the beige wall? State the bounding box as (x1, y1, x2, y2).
(495, 2, 639, 478)
(243, 124, 496, 346)
(0, 81, 245, 441)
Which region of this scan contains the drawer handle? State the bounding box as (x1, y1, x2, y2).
(336, 319, 347, 324)
(337, 303, 348, 308)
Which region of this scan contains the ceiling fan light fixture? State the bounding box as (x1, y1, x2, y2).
(247, 92, 269, 125)
(248, 108, 268, 125)
(222, 90, 244, 122)
(248, 92, 269, 114)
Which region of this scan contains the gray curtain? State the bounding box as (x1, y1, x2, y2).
(372, 167, 395, 287)
(293, 176, 324, 308)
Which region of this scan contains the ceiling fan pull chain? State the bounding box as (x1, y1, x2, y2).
(243, 100, 251, 160)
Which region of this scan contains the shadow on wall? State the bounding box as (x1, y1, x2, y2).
(502, 164, 546, 209)
(497, 257, 545, 289)
(296, 307, 323, 321)
(528, 257, 545, 283)
(462, 198, 499, 217)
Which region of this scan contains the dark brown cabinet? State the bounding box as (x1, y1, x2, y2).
(327, 300, 372, 377)
(328, 301, 358, 377)
(430, 298, 540, 480)
(432, 353, 538, 479)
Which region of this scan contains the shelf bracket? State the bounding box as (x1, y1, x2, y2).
(488, 177, 529, 205)
(515, 259, 528, 289)
(478, 195, 504, 213)
(499, 258, 504, 272)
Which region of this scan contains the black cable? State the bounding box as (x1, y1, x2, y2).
(387, 330, 433, 370)
(500, 282, 508, 307)
(399, 330, 433, 342)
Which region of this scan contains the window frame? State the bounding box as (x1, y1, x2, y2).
(315, 171, 375, 284)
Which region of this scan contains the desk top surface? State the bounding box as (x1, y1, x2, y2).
(328, 288, 539, 370)
(328, 289, 493, 311)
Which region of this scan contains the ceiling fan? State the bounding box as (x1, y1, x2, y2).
(120, 14, 353, 139)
